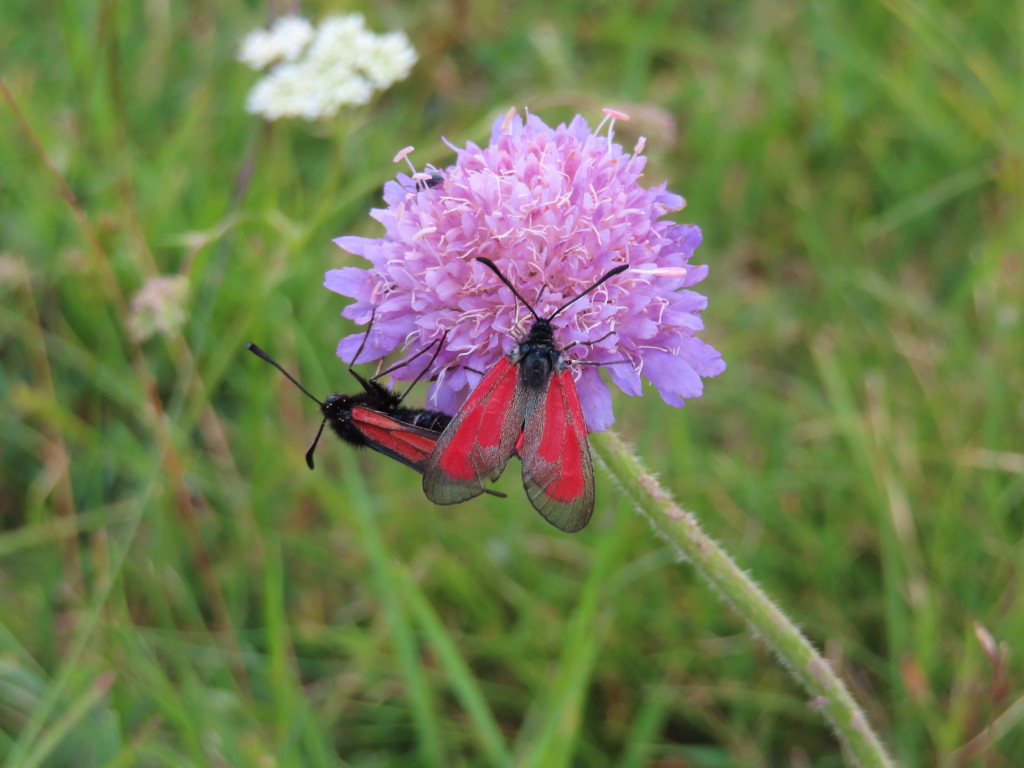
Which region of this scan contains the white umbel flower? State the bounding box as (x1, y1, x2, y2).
(238, 16, 315, 70)
(360, 31, 419, 89)
(128, 275, 190, 342)
(240, 13, 418, 122)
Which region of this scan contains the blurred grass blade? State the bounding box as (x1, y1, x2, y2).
(618, 685, 673, 768)
(860, 162, 994, 241)
(315, 460, 446, 766)
(15, 673, 115, 768)
(398, 565, 513, 768)
(515, 508, 626, 768)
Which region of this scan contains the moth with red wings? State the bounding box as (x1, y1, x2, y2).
(423, 257, 629, 532)
(248, 329, 504, 498)
(247, 338, 450, 473)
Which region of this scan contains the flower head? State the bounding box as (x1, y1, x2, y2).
(238, 16, 315, 70)
(327, 109, 725, 431)
(128, 275, 190, 342)
(240, 13, 417, 121)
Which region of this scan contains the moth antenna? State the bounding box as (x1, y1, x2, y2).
(344, 308, 380, 391)
(561, 329, 617, 352)
(246, 343, 323, 407)
(547, 264, 629, 322)
(378, 331, 450, 403)
(475, 257, 541, 321)
(573, 359, 633, 367)
(348, 307, 378, 370)
(305, 419, 328, 470)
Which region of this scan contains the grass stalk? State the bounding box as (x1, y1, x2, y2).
(591, 430, 898, 768)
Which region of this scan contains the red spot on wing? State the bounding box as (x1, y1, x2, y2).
(424, 357, 524, 504)
(441, 402, 487, 480)
(520, 369, 595, 532)
(540, 382, 581, 501)
(351, 407, 440, 472)
(538, 372, 585, 503)
(437, 358, 518, 480)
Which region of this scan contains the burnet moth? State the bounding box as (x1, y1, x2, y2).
(417, 169, 445, 189)
(393, 146, 444, 194)
(423, 257, 629, 532)
(248, 326, 505, 497)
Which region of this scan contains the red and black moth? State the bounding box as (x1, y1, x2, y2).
(246, 338, 449, 472)
(247, 331, 504, 498)
(423, 257, 629, 533)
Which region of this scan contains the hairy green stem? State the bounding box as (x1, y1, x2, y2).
(590, 430, 897, 768)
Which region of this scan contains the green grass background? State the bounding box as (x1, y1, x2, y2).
(2, 0, 1022, 765)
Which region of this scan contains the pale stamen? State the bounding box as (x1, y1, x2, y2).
(501, 106, 518, 132)
(602, 108, 630, 121)
(392, 145, 415, 164)
(632, 266, 688, 278)
(596, 107, 631, 145)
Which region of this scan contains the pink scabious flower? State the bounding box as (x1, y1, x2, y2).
(326, 108, 725, 432)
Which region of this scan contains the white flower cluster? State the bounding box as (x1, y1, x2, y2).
(239, 14, 418, 121)
(128, 275, 190, 342)
(238, 16, 314, 69)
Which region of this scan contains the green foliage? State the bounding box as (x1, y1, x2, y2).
(2, 0, 1022, 765)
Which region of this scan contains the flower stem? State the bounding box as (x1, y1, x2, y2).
(590, 430, 898, 768)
